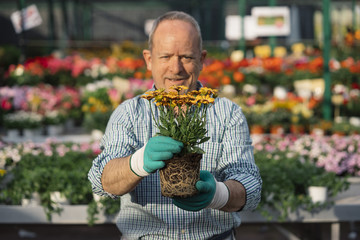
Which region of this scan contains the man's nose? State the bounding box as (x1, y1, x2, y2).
(169, 57, 184, 74)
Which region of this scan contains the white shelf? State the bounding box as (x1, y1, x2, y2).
(1, 187, 359, 224)
(0, 205, 115, 224)
(1, 133, 95, 143)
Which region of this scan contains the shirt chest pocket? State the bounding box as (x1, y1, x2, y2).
(199, 142, 223, 172)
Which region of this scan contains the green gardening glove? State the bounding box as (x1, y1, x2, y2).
(130, 136, 183, 177)
(172, 170, 230, 211)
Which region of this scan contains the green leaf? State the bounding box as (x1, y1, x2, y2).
(191, 146, 205, 154)
(198, 136, 210, 144)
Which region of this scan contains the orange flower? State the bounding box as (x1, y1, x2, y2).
(133, 71, 143, 79)
(144, 70, 152, 79)
(221, 75, 231, 85)
(355, 30, 360, 40)
(233, 71, 244, 83)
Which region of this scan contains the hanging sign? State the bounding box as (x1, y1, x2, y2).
(225, 15, 257, 40)
(251, 6, 290, 36)
(10, 4, 42, 33)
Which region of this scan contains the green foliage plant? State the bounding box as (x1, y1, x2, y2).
(0, 142, 119, 224)
(141, 85, 218, 155)
(255, 150, 349, 221)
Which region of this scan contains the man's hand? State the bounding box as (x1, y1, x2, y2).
(130, 136, 183, 177)
(172, 170, 229, 211)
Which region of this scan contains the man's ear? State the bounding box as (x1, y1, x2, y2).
(143, 49, 152, 71)
(200, 50, 207, 71)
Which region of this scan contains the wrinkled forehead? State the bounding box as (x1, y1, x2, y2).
(152, 20, 201, 52)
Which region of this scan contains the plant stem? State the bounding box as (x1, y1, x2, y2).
(148, 100, 160, 129)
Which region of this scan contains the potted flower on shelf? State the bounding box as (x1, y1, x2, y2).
(268, 108, 291, 135)
(306, 166, 350, 205)
(3, 112, 23, 139)
(81, 86, 114, 139)
(43, 110, 66, 136)
(330, 121, 351, 136)
(244, 111, 269, 134)
(4, 111, 43, 139)
(240, 101, 272, 135)
(141, 85, 217, 198)
(255, 148, 350, 221)
(290, 103, 313, 134)
(21, 111, 43, 138)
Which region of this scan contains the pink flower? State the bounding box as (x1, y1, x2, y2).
(108, 88, 121, 103)
(246, 96, 256, 106)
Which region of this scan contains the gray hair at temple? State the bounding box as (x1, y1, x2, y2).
(148, 11, 203, 52)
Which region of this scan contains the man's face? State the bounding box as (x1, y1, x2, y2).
(143, 20, 207, 93)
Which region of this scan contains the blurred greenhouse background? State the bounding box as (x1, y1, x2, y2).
(1, 1, 360, 240)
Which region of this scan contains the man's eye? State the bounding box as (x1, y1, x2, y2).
(161, 56, 169, 59)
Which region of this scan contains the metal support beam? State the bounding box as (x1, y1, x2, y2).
(322, 0, 332, 120)
(238, 0, 246, 54)
(269, 0, 277, 57)
(60, 0, 69, 56)
(83, 1, 92, 40)
(352, 0, 357, 30)
(47, 0, 56, 52)
(17, 0, 26, 63)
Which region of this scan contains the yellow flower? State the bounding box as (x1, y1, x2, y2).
(291, 115, 300, 124)
(88, 97, 97, 104)
(82, 105, 89, 112)
(254, 45, 271, 58)
(153, 88, 165, 96)
(170, 85, 189, 92)
(141, 93, 154, 100)
(188, 90, 200, 96)
(194, 95, 215, 105)
(199, 87, 218, 96)
(166, 91, 179, 100)
(0, 169, 6, 177)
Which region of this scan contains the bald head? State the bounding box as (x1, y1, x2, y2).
(148, 11, 203, 52)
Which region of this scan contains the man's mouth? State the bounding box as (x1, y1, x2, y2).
(167, 77, 187, 82)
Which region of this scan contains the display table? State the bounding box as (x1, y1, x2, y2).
(1, 178, 359, 240)
(0, 205, 116, 224)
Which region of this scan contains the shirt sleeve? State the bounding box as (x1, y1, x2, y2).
(219, 100, 262, 211)
(88, 101, 139, 199)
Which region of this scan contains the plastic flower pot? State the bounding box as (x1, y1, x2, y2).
(50, 191, 69, 205)
(308, 186, 327, 203)
(46, 125, 64, 136)
(6, 129, 20, 140)
(23, 128, 42, 139)
(21, 192, 41, 206)
(159, 153, 202, 198)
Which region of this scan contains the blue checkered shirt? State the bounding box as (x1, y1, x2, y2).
(88, 84, 262, 240)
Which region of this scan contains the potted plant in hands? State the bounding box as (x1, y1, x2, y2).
(141, 85, 217, 198)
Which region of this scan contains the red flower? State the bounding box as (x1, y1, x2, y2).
(351, 83, 360, 90)
(1, 99, 12, 110)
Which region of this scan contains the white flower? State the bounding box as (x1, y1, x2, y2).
(99, 65, 109, 75)
(85, 83, 97, 92)
(333, 84, 348, 94)
(350, 89, 360, 98)
(14, 65, 24, 76)
(243, 84, 258, 94)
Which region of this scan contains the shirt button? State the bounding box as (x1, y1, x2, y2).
(181, 229, 186, 234)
